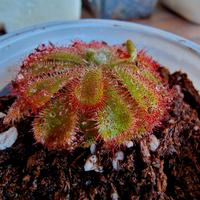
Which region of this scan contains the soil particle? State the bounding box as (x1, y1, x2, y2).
(0, 70, 200, 199)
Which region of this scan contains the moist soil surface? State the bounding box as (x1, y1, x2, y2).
(0, 68, 200, 200)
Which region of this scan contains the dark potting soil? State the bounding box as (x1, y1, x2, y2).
(0, 68, 200, 200)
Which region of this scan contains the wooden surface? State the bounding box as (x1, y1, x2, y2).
(82, 4, 200, 44)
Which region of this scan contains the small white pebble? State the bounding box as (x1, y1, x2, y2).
(124, 140, 133, 148)
(84, 155, 97, 171)
(112, 159, 120, 171)
(84, 155, 103, 173)
(149, 135, 160, 152)
(112, 151, 124, 171)
(90, 143, 96, 154)
(115, 151, 124, 161)
(0, 112, 6, 118)
(194, 126, 199, 131)
(111, 192, 119, 200)
(0, 127, 18, 150)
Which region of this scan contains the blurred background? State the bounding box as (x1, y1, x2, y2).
(0, 0, 200, 44)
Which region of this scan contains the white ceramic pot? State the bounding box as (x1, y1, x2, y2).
(161, 0, 200, 24)
(0, 0, 81, 32)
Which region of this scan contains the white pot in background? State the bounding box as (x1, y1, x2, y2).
(161, 0, 200, 24)
(0, 0, 81, 32)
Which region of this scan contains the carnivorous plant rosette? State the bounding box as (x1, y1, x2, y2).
(4, 40, 172, 150)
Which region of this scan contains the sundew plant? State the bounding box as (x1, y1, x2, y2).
(4, 40, 171, 150)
